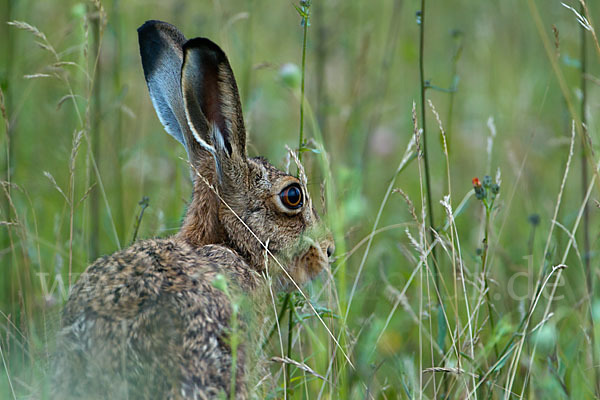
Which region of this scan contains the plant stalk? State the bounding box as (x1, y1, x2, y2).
(112, 0, 125, 243)
(90, 7, 102, 260)
(481, 203, 498, 358)
(298, 4, 309, 161)
(418, 0, 438, 285)
(286, 295, 294, 395)
(579, 3, 598, 396)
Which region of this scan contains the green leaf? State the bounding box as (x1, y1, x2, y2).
(293, 4, 308, 18)
(436, 305, 447, 351)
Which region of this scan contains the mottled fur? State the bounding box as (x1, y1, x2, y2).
(53, 20, 333, 399)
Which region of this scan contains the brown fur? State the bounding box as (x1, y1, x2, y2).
(53, 20, 333, 400)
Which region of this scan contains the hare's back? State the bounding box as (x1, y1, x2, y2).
(63, 239, 253, 321)
(55, 239, 259, 399)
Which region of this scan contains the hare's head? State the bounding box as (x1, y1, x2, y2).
(138, 21, 333, 286)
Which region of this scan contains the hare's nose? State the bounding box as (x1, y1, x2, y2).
(326, 244, 335, 258)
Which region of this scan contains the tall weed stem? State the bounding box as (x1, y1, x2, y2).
(579, 2, 598, 395)
(418, 0, 440, 304)
(297, 1, 310, 160)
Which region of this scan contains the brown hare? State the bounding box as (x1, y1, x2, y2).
(53, 20, 333, 399)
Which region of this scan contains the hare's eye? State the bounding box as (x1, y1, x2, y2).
(279, 184, 303, 210)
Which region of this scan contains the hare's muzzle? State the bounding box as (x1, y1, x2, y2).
(284, 236, 331, 287)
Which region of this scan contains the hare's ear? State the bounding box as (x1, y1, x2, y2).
(181, 38, 247, 178)
(138, 21, 193, 155)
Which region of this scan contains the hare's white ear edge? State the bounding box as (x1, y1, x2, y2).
(138, 20, 190, 153)
(181, 38, 247, 161)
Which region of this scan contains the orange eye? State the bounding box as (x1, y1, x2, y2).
(279, 184, 303, 210)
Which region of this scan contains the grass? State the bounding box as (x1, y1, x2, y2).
(1, 0, 600, 398)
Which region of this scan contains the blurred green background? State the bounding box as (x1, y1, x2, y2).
(1, 0, 599, 398)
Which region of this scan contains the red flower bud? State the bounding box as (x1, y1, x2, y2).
(472, 177, 485, 200)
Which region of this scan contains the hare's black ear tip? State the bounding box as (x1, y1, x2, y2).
(183, 37, 226, 58)
(137, 20, 183, 40)
(138, 20, 163, 34)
